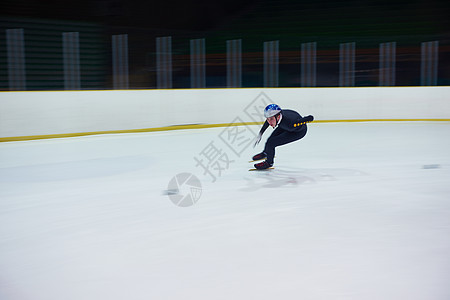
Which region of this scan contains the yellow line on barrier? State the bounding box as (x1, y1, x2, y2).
(0, 122, 262, 142)
(314, 119, 450, 123)
(1, 119, 449, 142)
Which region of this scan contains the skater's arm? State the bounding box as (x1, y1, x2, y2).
(253, 121, 270, 147)
(285, 115, 314, 131)
(259, 120, 270, 135)
(298, 115, 314, 124)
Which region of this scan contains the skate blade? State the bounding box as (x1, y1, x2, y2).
(248, 167, 275, 171)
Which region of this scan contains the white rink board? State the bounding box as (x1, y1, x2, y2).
(0, 87, 449, 138)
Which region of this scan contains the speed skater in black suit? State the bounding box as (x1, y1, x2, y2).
(252, 104, 314, 170)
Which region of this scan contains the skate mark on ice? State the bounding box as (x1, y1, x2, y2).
(241, 167, 366, 191)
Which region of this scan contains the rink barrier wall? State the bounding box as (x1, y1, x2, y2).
(2, 118, 450, 142)
(1, 119, 450, 142)
(1, 87, 449, 142)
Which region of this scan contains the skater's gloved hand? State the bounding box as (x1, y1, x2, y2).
(305, 115, 314, 122)
(253, 132, 262, 148)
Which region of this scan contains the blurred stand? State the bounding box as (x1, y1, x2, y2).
(1, 0, 449, 90)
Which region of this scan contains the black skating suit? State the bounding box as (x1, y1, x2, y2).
(258, 109, 313, 165)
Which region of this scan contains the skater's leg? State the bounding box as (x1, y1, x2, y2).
(263, 129, 307, 164)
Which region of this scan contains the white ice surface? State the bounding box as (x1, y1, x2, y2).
(1, 122, 450, 300)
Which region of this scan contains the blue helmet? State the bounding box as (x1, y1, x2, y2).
(264, 104, 282, 118)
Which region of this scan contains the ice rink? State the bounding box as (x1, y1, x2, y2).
(1, 121, 450, 300)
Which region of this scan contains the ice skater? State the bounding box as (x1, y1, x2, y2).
(252, 104, 314, 170)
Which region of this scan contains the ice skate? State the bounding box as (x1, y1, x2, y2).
(249, 152, 267, 162)
(253, 160, 273, 170)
